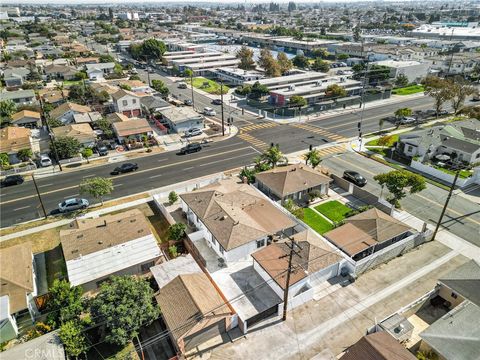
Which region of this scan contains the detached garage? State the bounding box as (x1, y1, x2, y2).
(156, 273, 233, 355)
(252, 229, 342, 310)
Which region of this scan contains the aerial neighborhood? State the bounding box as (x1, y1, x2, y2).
(0, 2, 479, 360)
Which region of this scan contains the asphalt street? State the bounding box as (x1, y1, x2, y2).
(323, 152, 480, 247)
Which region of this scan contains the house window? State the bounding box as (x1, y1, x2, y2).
(476, 153, 480, 159)
(256, 239, 265, 248)
(219, 243, 224, 254)
(407, 145, 413, 152)
(451, 292, 458, 299)
(132, 99, 137, 104)
(141, 261, 155, 272)
(122, 100, 128, 106)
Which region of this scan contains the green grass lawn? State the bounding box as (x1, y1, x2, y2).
(62, 80, 83, 86)
(365, 134, 399, 147)
(433, 165, 472, 179)
(392, 84, 424, 95)
(302, 208, 334, 235)
(189, 77, 229, 95)
(314, 201, 352, 223)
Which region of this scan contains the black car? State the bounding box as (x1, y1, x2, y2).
(111, 163, 138, 175)
(1, 175, 24, 187)
(179, 143, 202, 154)
(211, 99, 222, 105)
(96, 145, 109, 156)
(343, 170, 367, 187)
(184, 99, 193, 106)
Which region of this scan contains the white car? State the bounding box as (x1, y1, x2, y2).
(203, 107, 216, 116)
(185, 128, 203, 137)
(58, 198, 89, 213)
(39, 154, 52, 167)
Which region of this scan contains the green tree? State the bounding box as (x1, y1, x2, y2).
(236, 46, 256, 70)
(326, 84, 347, 98)
(93, 118, 114, 138)
(167, 223, 187, 241)
(460, 105, 480, 120)
(0, 99, 17, 120)
(53, 136, 81, 159)
(169, 245, 178, 258)
(394, 107, 412, 118)
(17, 148, 33, 162)
(250, 81, 270, 99)
(395, 74, 409, 88)
(277, 52, 293, 75)
(262, 144, 286, 167)
(0, 153, 10, 169)
(312, 48, 329, 59)
(258, 48, 281, 77)
(81, 148, 93, 164)
(311, 58, 330, 72)
(292, 54, 309, 69)
(240, 166, 256, 184)
(46, 279, 85, 328)
(168, 191, 178, 205)
(378, 117, 385, 132)
(449, 78, 475, 114)
(151, 79, 170, 97)
(99, 54, 115, 63)
(304, 148, 322, 168)
(91, 276, 159, 346)
(119, 83, 131, 91)
(79, 177, 113, 205)
(423, 75, 453, 117)
(130, 38, 166, 61)
(129, 74, 141, 81)
(374, 170, 426, 207)
(58, 321, 88, 358)
(353, 26, 361, 42)
(290, 95, 307, 116)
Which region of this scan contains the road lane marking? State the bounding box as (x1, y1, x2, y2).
(82, 174, 96, 178)
(149, 174, 163, 179)
(38, 183, 54, 188)
(184, 166, 194, 170)
(199, 152, 256, 167)
(113, 184, 123, 187)
(13, 206, 31, 211)
(64, 194, 79, 198)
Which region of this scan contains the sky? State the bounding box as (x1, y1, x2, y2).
(1, 0, 424, 4)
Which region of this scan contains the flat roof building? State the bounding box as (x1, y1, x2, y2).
(215, 67, 264, 85)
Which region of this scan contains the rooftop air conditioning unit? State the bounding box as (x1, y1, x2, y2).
(316, 81, 322, 87)
(289, 85, 295, 91)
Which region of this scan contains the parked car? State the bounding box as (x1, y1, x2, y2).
(184, 99, 193, 106)
(177, 82, 188, 89)
(96, 145, 109, 156)
(111, 163, 138, 175)
(39, 154, 52, 167)
(343, 170, 367, 187)
(1, 175, 24, 187)
(211, 99, 222, 105)
(58, 198, 89, 213)
(397, 116, 416, 125)
(179, 143, 202, 154)
(203, 107, 216, 116)
(185, 128, 203, 137)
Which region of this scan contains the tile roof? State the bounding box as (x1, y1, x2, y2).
(324, 208, 411, 257)
(60, 209, 153, 261)
(439, 260, 480, 307)
(0, 243, 34, 314)
(340, 332, 416, 360)
(180, 178, 297, 251)
(252, 230, 341, 289)
(0, 126, 31, 154)
(255, 164, 332, 197)
(156, 273, 231, 341)
(11, 110, 41, 121)
(112, 118, 152, 137)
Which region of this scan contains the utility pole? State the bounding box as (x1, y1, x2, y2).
(32, 174, 47, 219)
(220, 81, 225, 136)
(39, 97, 62, 171)
(281, 235, 302, 321)
(144, 55, 151, 86)
(190, 71, 195, 110)
(431, 168, 460, 241)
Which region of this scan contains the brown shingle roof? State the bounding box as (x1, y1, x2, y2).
(60, 209, 153, 261)
(111, 88, 140, 101)
(52, 123, 95, 143)
(324, 208, 411, 258)
(112, 118, 152, 137)
(340, 332, 416, 360)
(156, 273, 231, 341)
(0, 243, 34, 314)
(255, 164, 331, 197)
(252, 230, 341, 289)
(0, 126, 31, 154)
(11, 110, 41, 122)
(49, 102, 91, 120)
(180, 179, 297, 251)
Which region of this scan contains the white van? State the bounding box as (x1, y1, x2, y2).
(177, 82, 188, 89)
(203, 107, 216, 116)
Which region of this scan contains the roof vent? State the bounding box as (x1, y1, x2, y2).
(130, 218, 136, 223)
(221, 215, 228, 220)
(138, 229, 144, 233)
(98, 241, 103, 245)
(76, 234, 83, 239)
(71, 249, 79, 254)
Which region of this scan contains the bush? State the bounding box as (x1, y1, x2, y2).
(239, 167, 256, 184)
(167, 223, 186, 241)
(307, 190, 322, 201)
(168, 191, 178, 205)
(169, 245, 178, 258)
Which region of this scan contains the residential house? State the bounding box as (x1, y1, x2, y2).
(72, 111, 102, 124)
(158, 107, 205, 134)
(1, 331, 66, 360)
(106, 112, 131, 124)
(252, 229, 342, 311)
(0, 89, 36, 105)
(140, 95, 171, 115)
(2, 67, 30, 88)
(418, 260, 480, 360)
(396, 119, 480, 164)
(372, 60, 430, 83)
(255, 164, 332, 204)
(111, 89, 142, 118)
(324, 208, 418, 275)
(49, 102, 92, 124)
(85, 62, 115, 80)
(112, 118, 153, 143)
(156, 273, 233, 354)
(52, 123, 96, 148)
(0, 126, 33, 164)
(0, 244, 37, 343)
(10, 110, 42, 128)
(38, 88, 69, 106)
(341, 331, 416, 360)
(60, 209, 162, 291)
(44, 64, 77, 81)
(180, 178, 297, 263)
(425, 52, 479, 76)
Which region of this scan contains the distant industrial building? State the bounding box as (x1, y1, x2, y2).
(215, 67, 265, 85)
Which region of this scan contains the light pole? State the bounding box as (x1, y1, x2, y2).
(39, 97, 62, 171)
(220, 80, 225, 136)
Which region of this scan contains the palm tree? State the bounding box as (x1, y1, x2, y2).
(261, 144, 287, 168)
(184, 68, 195, 109)
(304, 148, 322, 169)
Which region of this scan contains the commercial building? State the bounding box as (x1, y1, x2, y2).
(412, 22, 480, 41)
(158, 107, 204, 134)
(372, 60, 430, 83)
(214, 67, 264, 86)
